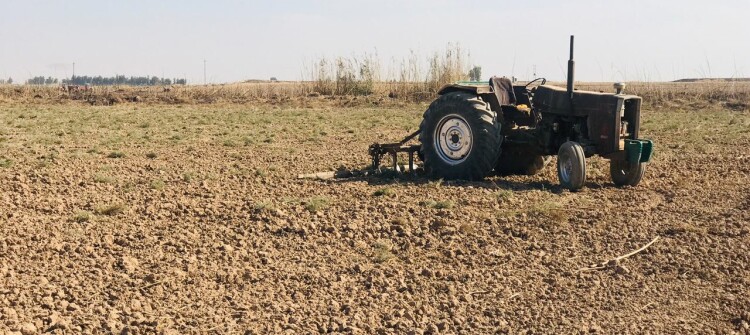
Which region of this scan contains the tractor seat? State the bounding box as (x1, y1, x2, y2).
(489, 76, 517, 105)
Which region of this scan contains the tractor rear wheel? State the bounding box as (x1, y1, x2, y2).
(557, 141, 586, 190)
(419, 92, 502, 180)
(610, 159, 645, 186)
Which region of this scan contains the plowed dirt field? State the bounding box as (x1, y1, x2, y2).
(1, 100, 749, 334)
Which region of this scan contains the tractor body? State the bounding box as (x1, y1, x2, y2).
(369, 36, 653, 190)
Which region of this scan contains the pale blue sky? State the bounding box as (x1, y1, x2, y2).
(1, 0, 748, 83)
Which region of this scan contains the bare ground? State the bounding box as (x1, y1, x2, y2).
(1, 100, 749, 334)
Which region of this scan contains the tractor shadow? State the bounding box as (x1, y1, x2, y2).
(325, 169, 609, 194)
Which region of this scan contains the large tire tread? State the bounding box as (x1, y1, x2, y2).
(418, 92, 502, 181)
(557, 141, 586, 190)
(610, 160, 646, 187)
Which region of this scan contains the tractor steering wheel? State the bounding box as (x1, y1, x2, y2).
(525, 77, 546, 98)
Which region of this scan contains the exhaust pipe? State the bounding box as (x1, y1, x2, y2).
(567, 35, 575, 99)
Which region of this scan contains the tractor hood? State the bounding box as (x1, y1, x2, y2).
(533, 85, 640, 117)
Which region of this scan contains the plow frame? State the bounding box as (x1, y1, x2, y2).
(368, 129, 421, 173)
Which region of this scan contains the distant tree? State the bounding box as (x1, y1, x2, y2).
(61, 75, 187, 86)
(26, 76, 47, 85)
(7, 77, 11, 84)
(468, 66, 482, 81)
(61, 75, 185, 86)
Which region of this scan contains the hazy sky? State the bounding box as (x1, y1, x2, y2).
(1, 0, 748, 84)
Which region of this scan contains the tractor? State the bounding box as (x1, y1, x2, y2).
(369, 36, 653, 190)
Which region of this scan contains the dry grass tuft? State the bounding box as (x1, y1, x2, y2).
(3, 79, 749, 108)
(420, 199, 454, 209)
(373, 240, 396, 263)
(373, 187, 395, 197)
(95, 203, 126, 216)
(71, 211, 92, 223)
(107, 151, 125, 159)
(303, 197, 329, 212)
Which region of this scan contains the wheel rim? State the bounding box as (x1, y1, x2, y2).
(434, 114, 472, 165)
(559, 153, 573, 183)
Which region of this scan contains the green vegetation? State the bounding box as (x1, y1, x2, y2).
(95, 203, 126, 216)
(93, 174, 115, 184)
(107, 151, 125, 159)
(303, 197, 329, 212)
(71, 211, 92, 223)
(419, 200, 454, 209)
(150, 179, 166, 190)
(373, 187, 395, 197)
(373, 240, 395, 263)
(0, 157, 12, 168)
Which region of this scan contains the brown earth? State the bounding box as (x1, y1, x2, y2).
(0, 99, 749, 334)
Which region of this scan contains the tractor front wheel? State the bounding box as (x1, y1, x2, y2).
(610, 159, 645, 187)
(419, 92, 501, 180)
(557, 141, 586, 190)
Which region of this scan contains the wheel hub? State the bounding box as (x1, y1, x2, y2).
(560, 155, 573, 182)
(434, 114, 472, 165)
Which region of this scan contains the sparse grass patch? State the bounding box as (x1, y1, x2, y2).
(373, 240, 395, 263)
(93, 174, 115, 184)
(122, 182, 136, 193)
(426, 179, 444, 189)
(496, 189, 513, 201)
(253, 201, 274, 211)
(0, 157, 12, 168)
(529, 201, 569, 222)
(434, 200, 454, 209)
(303, 197, 329, 212)
(95, 203, 126, 216)
(223, 139, 237, 147)
(419, 200, 437, 208)
(419, 199, 454, 209)
(546, 209, 569, 222)
(458, 222, 476, 234)
(496, 208, 522, 219)
(107, 151, 125, 159)
(150, 179, 165, 190)
(373, 187, 395, 197)
(182, 171, 195, 182)
(662, 222, 708, 236)
(71, 211, 92, 223)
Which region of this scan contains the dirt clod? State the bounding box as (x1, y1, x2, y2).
(18, 323, 37, 335)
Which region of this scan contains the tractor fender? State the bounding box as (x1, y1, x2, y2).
(437, 83, 493, 96)
(437, 84, 502, 118)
